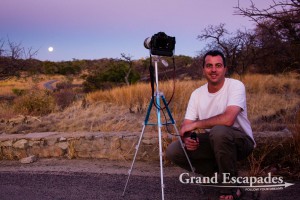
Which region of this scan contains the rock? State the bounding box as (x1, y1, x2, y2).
(7, 115, 26, 126)
(0, 140, 13, 147)
(13, 139, 28, 149)
(20, 155, 37, 164)
(75, 140, 93, 152)
(59, 137, 67, 142)
(28, 140, 42, 147)
(85, 135, 94, 140)
(56, 142, 68, 150)
(142, 138, 158, 145)
(45, 138, 58, 146)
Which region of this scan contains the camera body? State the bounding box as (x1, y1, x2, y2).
(144, 32, 176, 57)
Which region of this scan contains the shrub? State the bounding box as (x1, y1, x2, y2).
(0, 102, 17, 120)
(57, 62, 81, 75)
(55, 81, 73, 90)
(42, 61, 59, 74)
(83, 62, 140, 91)
(13, 90, 56, 116)
(12, 88, 26, 96)
(54, 90, 76, 109)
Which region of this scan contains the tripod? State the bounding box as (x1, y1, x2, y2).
(122, 58, 199, 200)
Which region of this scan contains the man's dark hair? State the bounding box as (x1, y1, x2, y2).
(202, 50, 226, 68)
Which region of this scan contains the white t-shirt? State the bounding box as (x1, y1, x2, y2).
(185, 78, 255, 144)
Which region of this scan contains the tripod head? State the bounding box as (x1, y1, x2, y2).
(150, 56, 168, 95)
(151, 55, 169, 67)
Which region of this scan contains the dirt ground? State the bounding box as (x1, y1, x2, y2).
(0, 158, 299, 200)
(0, 158, 184, 177)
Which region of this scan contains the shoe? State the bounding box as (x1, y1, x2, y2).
(219, 188, 244, 200)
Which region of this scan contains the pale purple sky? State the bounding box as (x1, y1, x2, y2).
(1, 0, 273, 61)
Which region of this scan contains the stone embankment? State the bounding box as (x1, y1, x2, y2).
(0, 130, 293, 162)
(0, 132, 160, 162)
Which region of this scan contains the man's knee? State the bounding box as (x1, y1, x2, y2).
(209, 125, 233, 144)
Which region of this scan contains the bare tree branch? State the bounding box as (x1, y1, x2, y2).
(24, 47, 39, 59)
(197, 24, 256, 75)
(120, 53, 134, 85)
(7, 37, 24, 59)
(0, 37, 39, 79)
(234, 0, 300, 23)
(0, 38, 5, 57)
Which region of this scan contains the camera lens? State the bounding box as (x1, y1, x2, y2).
(144, 37, 151, 49)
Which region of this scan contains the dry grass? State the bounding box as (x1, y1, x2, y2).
(0, 73, 299, 135)
(0, 77, 34, 96)
(247, 139, 287, 176)
(86, 73, 300, 131)
(1, 147, 15, 160)
(0, 74, 69, 96)
(13, 90, 56, 116)
(86, 80, 206, 128)
(0, 102, 17, 120)
(17, 101, 146, 134)
(67, 140, 76, 159)
(243, 73, 299, 115)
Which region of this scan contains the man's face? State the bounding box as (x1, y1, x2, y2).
(203, 55, 227, 86)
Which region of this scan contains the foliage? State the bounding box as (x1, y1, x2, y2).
(42, 61, 81, 75)
(174, 55, 194, 67)
(83, 62, 140, 91)
(53, 81, 80, 110)
(11, 88, 26, 96)
(197, 1, 300, 74)
(235, 0, 300, 73)
(42, 61, 58, 74)
(54, 90, 77, 110)
(0, 37, 39, 79)
(13, 90, 56, 116)
(250, 19, 299, 73)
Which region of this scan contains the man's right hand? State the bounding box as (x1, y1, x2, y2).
(183, 137, 199, 151)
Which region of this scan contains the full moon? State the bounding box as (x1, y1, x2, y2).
(48, 46, 54, 52)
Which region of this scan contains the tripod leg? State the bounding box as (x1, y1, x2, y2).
(161, 95, 196, 174)
(123, 97, 154, 197)
(122, 125, 146, 197)
(158, 124, 165, 200)
(172, 125, 195, 172)
(155, 94, 166, 200)
(172, 124, 204, 194)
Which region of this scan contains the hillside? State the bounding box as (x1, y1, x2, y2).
(0, 72, 299, 136)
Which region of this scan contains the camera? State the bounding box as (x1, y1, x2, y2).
(144, 32, 176, 57)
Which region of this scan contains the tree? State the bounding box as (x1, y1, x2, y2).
(24, 47, 39, 60)
(120, 53, 134, 85)
(83, 61, 140, 92)
(235, 0, 300, 72)
(0, 39, 5, 57)
(0, 37, 39, 79)
(235, 0, 299, 38)
(197, 24, 256, 75)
